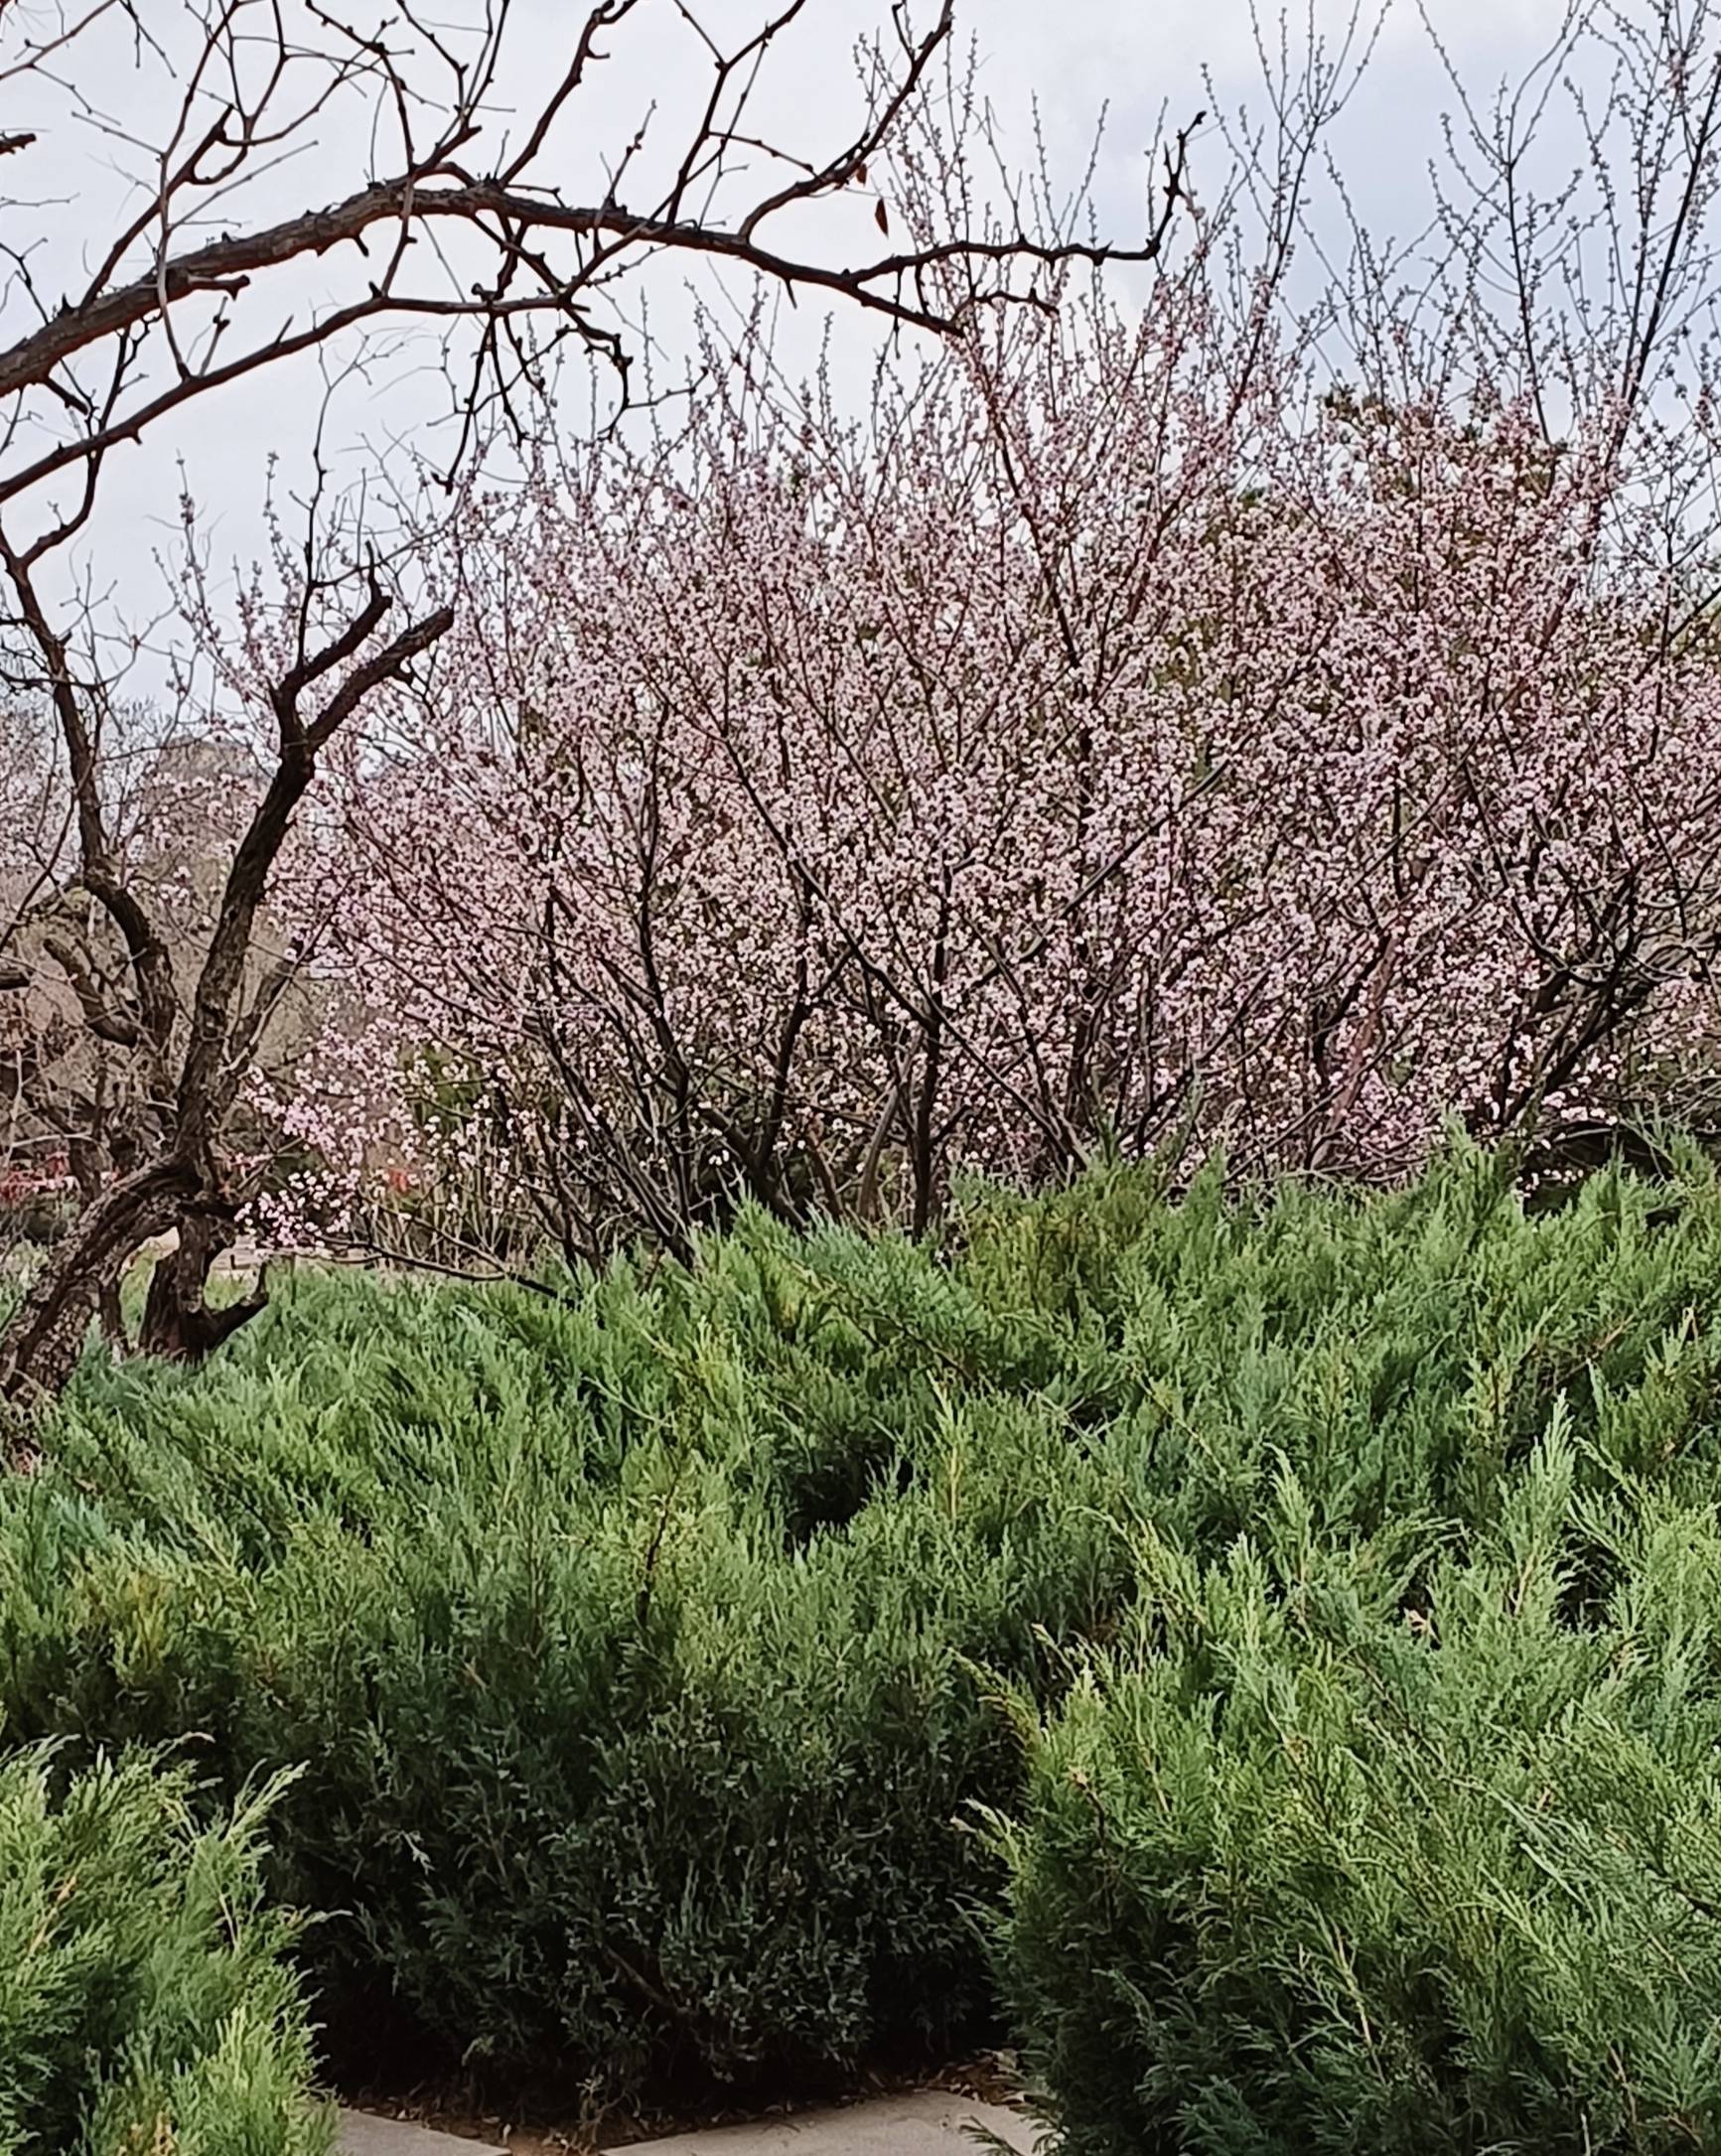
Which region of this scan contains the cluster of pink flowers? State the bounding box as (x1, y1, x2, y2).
(6, 1, 1721, 1272)
(254, 252, 1721, 1253)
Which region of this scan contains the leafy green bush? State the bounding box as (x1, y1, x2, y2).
(991, 1433, 1721, 2155)
(7, 1142, 1721, 2125)
(0, 1249, 1127, 2096)
(0, 1744, 332, 2156)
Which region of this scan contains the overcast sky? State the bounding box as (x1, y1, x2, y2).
(1, 0, 1583, 697)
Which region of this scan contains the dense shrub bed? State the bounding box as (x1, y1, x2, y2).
(0, 1213, 1135, 2095)
(991, 1452, 1721, 2154)
(0, 1745, 330, 2155)
(8, 1144, 1721, 2143)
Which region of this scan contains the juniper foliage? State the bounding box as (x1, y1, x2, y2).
(0, 1744, 331, 2156)
(5, 1143, 1721, 2133)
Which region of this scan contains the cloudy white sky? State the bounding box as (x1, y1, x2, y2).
(0, 0, 1595, 691)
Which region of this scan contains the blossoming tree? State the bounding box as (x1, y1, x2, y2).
(283, 0, 1721, 1265)
(0, 0, 1191, 1413)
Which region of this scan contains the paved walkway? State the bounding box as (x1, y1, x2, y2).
(342, 2119, 488, 2156)
(340, 2091, 1041, 2154)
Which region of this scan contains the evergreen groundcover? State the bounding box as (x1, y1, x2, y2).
(0, 1743, 331, 2156)
(9, 1142, 1721, 2148)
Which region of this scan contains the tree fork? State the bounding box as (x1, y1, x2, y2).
(137, 1193, 270, 1365)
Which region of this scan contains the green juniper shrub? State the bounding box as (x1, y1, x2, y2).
(0, 1253, 1132, 2100)
(0, 1743, 331, 2156)
(989, 1431, 1721, 2156)
(6, 1145, 1721, 2119)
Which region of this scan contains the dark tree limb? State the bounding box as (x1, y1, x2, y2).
(0, 585, 453, 1406)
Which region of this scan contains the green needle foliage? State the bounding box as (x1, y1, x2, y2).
(988, 1435, 1721, 2154)
(6, 1139, 1721, 2139)
(0, 1745, 332, 2156)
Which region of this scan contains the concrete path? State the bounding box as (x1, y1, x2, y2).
(340, 2091, 1042, 2155)
(341, 2117, 499, 2156)
(614, 2092, 1040, 2154)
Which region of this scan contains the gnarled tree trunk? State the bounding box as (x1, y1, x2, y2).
(0, 1159, 188, 1409)
(0, 552, 452, 1429)
(137, 1193, 270, 1363)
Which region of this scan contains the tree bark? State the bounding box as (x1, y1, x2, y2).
(96, 1280, 126, 1353)
(0, 1160, 188, 1409)
(137, 1196, 269, 1363)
